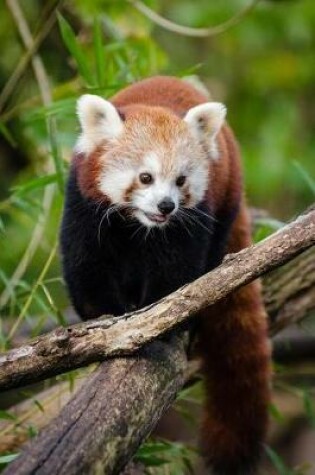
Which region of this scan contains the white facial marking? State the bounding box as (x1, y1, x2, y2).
(76, 94, 123, 154)
(142, 152, 161, 176)
(184, 102, 226, 159)
(99, 165, 135, 204)
(128, 151, 179, 226)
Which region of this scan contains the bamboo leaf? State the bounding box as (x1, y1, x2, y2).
(33, 399, 45, 413)
(269, 402, 285, 423)
(0, 216, 5, 234)
(303, 391, 315, 428)
(48, 119, 65, 193)
(0, 454, 19, 465)
(293, 161, 315, 196)
(265, 446, 293, 475)
(0, 122, 16, 147)
(11, 174, 58, 196)
(93, 17, 106, 87)
(0, 410, 17, 421)
(57, 13, 94, 86)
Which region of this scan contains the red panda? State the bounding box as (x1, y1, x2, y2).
(60, 76, 271, 474)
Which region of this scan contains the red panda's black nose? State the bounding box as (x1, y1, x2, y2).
(158, 199, 175, 215)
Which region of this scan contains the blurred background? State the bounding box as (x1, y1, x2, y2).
(0, 0, 314, 473)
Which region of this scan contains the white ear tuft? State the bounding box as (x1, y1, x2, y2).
(76, 94, 123, 154)
(184, 102, 227, 158)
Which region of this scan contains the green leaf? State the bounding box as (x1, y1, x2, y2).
(174, 404, 197, 425)
(0, 122, 16, 147)
(11, 174, 58, 196)
(137, 442, 169, 455)
(66, 372, 76, 393)
(33, 399, 45, 413)
(136, 454, 167, 467)
(93, 17, 106, 87)
(48, 120, 65, 194)
(176, 380, 204, 403)
(0, 216, 5, 234)
(265, 446, 293, 475)
(57, 13, 95, 85)
(0, 410, 17, 421)
(268, 402, 285, 423)
(253, 216, 284, 242)
(293, 161, 315, 196)
(25, 98, 76, 121)
(27, 425, 38, 438)
(136, 439, 197, 471)
(0, 453, 19, 465)
(136, 442, 168, 466)
(303, 391, 315, 428)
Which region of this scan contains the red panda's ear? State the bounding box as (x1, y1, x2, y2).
(184, 102, 226, 157)
(76, 94, 123, 154)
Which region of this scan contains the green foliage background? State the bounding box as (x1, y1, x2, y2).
(0, 0, 314, 473)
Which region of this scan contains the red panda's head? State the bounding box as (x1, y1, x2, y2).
(75, 94, 226, 227)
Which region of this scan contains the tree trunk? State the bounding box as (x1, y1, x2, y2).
(3, 335, 187, 475)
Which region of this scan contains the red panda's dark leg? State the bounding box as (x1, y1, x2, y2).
(199, 203, 271, 475)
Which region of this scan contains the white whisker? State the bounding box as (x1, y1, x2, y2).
(97, 210, 109, 246)
(175, 212, 193, 237)
(178, 208, 213, 235)
(191, 206, 217, 223)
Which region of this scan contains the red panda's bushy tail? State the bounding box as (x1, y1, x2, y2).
(199, 206, 271, 475)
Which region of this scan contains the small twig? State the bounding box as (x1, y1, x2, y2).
(273, 334, 315, 364)
(6, 242, 57, 343)
(128, 0, 262, 37)
(0, 2, 60, 112)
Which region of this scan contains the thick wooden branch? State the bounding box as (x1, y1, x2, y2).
(3, 335, 187, 475)
(0, 378, 86, 454)
(265, 246, 315, 335)
(1, 257, 314, 455)
(273, 333, 315, 363)
(0, 207, 314, 392)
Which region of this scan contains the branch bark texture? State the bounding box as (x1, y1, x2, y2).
(265, 246, 315, 335)
(3, 336, 187, 475)
(0, 207, 314, 391)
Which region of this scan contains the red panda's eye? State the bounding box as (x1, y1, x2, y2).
(139, 173, 153, 185)
(176, 175, 186, 187)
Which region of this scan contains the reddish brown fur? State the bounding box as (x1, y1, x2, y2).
(78, 77, 271, 473)
(111, 105, 195, 177)
(74, 147, 108, 203)
(112, 76, 207, 114)
(124, 179, 138, 204)
(76, 102, 196, 199)
(199, 206, 271, 472)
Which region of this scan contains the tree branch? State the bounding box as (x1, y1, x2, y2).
(3, 335, 187, 475)
(265, 246, 315, 335)
(1, 248, 313, 455)
(273, 333, 315, 363)
(0, 206, 314, 392)
(128, 0, 262, 37)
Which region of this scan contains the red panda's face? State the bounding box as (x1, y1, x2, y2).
(76, 96, 226, 228)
